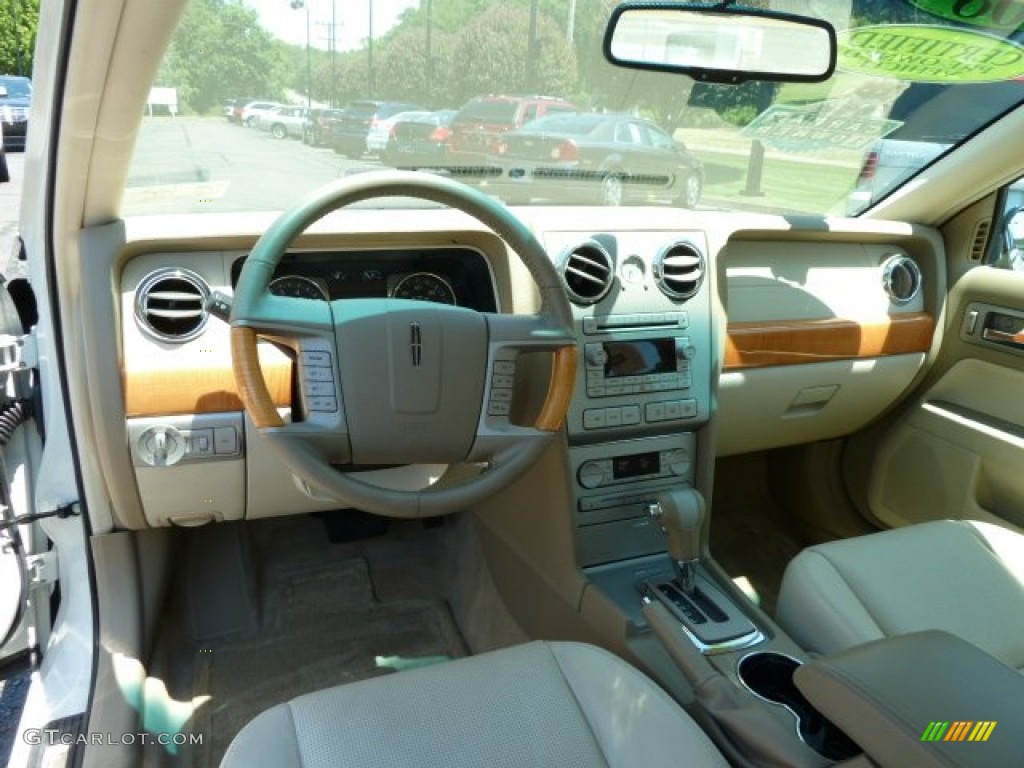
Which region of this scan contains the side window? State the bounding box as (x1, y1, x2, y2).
(992, 178, 1024, 272)
(646, 125, 675, 151)
(522, 104, 538, 123)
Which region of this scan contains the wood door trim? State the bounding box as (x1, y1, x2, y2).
(724, 312, 934, 370)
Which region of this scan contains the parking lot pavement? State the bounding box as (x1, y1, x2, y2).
(0, 153, 24, 280)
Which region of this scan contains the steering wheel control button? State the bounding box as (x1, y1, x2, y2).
(301, 350, 333, 367)
(487, 402, 511, 416)
(304, 366, 334, 382)
(308, 396, 338, 413)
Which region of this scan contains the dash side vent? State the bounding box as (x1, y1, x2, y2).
(560, 241, 615, 305)
(654, 241, 704, 301)
(134, 268, 211, 343)
(969, 218, 991, 262)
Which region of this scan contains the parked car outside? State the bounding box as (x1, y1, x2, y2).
(238, 100, 282, 128)
(846, 80, 1024, 214)
(302, 107, 346, 146)
(0, 75, 31, 151)
(226, 97, 260, 123)
(479, 112, 703, 207)
(366, 110, 430, 155)
(327, 100, 423, 158)
(381, 109, 457, 168)
(255, 105, 308, 139)
(448, 94, 577, 165)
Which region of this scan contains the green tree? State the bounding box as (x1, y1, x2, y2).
(448, 5, 577, 105)
(159, 0, 290, 113)
(0, 0, 39, 77)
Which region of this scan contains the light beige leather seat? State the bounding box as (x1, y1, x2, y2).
(220, 640, 728, 768)
(776, 519, 1024, 669)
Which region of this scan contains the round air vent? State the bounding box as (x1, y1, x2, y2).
(559, 240, 615, 305)
(134, 268, 211, 343)
(881, 254, 921, 305)
(654, 241, 704, 301)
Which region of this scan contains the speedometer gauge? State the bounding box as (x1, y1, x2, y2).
(269, 275, 328, 301)
(392, 272, 457, 305)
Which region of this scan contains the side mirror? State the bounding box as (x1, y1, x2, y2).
(604, 2, 837, 84)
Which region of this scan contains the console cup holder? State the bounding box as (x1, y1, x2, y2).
(736, 652, 860, 761)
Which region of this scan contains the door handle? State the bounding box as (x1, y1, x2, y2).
(981, 327, 1024, 347)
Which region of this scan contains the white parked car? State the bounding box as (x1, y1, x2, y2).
(254, 105, 308, 139)
(238, 100, 282, 128)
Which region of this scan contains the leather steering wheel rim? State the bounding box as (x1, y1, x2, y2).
(230, 170, 577, 518)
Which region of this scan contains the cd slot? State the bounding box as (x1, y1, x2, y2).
(583, 311, 688, 334)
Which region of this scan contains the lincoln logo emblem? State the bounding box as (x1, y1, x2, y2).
(410, 322, 422, 367)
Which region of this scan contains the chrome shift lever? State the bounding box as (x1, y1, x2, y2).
(647, 489, 705, 594)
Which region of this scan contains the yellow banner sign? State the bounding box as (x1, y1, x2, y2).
(839, 24, 1024, 82)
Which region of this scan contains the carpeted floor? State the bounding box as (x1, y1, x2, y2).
(147, 515, 471, 768)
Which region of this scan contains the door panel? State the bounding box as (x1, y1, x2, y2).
(865, 267, 1024, 532)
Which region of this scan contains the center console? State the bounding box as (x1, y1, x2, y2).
(538, 229, 861, 766)
(547, 230, 713, 569)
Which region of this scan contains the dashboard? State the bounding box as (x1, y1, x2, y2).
(111, 208, 941, 533)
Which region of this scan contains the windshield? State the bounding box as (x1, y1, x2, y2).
(0, 77, 31, 99)
(125, 0, 1024, 216)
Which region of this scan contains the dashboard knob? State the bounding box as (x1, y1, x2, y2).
(578, 460, 608, 489)
(138, 426, 186, 467)
(664, 448, 691, 477)
(585, 344, 608, 368)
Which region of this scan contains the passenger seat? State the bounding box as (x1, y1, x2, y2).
(775, 519, 1024, 669)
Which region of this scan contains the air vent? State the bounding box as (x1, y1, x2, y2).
(134, 268, 211, 342)
(881, 254, 922, 305)
(969, 218, 991, 262)
(560, 241, 614, 305)
(654, 241, 704, 301)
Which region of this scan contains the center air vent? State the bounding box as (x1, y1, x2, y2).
(134, 268, 211, 343)
(560, 240, 615, 305)
(881, 254, 922, 305)
(654, 241, 704, 301)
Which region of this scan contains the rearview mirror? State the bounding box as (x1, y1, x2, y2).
(604, 3, 837, 84)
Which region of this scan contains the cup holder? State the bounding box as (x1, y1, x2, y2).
(737, 652, 860, 761)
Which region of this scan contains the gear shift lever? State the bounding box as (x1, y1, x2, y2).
(647, 488, 705, 594)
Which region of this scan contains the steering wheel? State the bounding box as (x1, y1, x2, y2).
(230, 170, 577, 517)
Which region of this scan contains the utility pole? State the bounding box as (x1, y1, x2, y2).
(290, 0, 312, 109)
(331, 0, 337, 107)
(425, 0, 433, 105)
(526, 0, 538, 90)
(367, 0, 374, 97)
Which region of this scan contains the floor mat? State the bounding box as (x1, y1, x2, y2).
(158, 517, 468, 768)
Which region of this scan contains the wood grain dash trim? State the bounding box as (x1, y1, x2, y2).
(724, 312, 934, 370)
(124, 344, 292, 418)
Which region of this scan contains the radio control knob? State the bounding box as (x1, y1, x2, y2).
(578, 460, 608, 489)
(585, 344, 608, 367)
(664, 448, 691, 477)
(679, 344, 696, 360)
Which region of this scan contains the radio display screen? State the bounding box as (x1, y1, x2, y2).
(613, 452, 660, 480)
(604, 339, 676, 378)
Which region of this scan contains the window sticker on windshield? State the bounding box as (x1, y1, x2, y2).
(909, 0, 1024, 32)
(740, 102, 902, 152)
(838, 24, 1024, 82)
